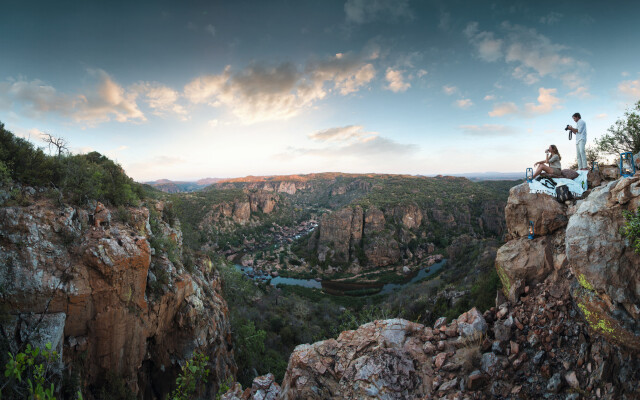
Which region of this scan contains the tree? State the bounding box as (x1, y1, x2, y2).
(595, 100, 640, 155)
(41, 133, 69, 157)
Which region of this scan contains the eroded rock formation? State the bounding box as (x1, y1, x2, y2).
(0, 200, 235, 398)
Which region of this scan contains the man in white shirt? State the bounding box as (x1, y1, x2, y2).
(568, 112, 588, 170)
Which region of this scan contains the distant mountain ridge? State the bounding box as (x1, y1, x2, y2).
(145, 177, 225, 193)
(146, 172, 521, 193)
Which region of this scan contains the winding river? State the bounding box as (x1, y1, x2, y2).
(235, 259, 446, 296)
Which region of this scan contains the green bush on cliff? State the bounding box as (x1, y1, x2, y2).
(0, 122, 142, 206)
(169, 352, 210, 400)
(0, 342, 80, 400)
(621, 208, 640, 253)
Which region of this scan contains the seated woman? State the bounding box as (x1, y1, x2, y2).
(532, 144, 562, 179)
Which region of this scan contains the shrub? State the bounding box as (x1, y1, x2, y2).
(0, 342, 79, 400)
(170, 352, 210, 400)
(621, 208, 640, 253)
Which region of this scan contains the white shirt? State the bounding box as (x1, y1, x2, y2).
(575, 119, 587, 142)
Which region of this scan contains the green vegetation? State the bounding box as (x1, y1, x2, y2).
(621, 207, 640, 253)
(169, 352, 210, 400)
(595, 99, 640, 155)
(1, 342, 82, 400)
(0, 122, 142, 206)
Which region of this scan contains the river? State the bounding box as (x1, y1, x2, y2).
(234, 259, 446, 296)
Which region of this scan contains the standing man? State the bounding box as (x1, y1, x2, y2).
(568, 112, 588, 170)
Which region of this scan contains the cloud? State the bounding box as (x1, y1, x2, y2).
(465, 22, 591, 89)
(568, 86, 592, 99)
(489, 102, 518, 117)
(523, 87, 562, 116)
(344, 0, 412, 24)
(539, 12, 563, 25)
(442, 85, 457, 95)
(459, 124, 518, 136)
(488, 88, 561, 118)
(184, 52, 376, 123)
(594, 113, 608, 119)
(438, 11, 451, 30)
(463, 22, 504, 62)
(73, 69, 146, 124)
(618, 79, 640, 101)
(417, 69, 428, 78)
(133, 82, 187, 118)
(455, 99, 473, 109)
(484, 94, 496, 101)
(208, 119, 219, 127)
(205, 24, 216, 37)
(385, 68, 410, 92)
(277, 124, 416, 161)
(0, 70, 146, 125)
(309, 125, 377, 143)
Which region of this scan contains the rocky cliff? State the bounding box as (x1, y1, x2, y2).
(305, 198, 505, 274)
(0, 196, 235, 398)
(221, 169, 640, 400)
(497, 171, 640, 351)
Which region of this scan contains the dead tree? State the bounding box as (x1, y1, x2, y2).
(41, 133, 69, 157)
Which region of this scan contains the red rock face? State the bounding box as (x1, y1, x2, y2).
(0, 200, 235, 397)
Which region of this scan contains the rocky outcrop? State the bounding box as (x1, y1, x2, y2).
(0, 199, 235, 397)
(202, 190, 280, 227)
(309, 197, 505, 273)
(497, 175, 640, 350)
(280, 319, 433, 399)
(565, 177, 640, 349)
(504, 183, 568, 239)
(229, 279, 640, 399)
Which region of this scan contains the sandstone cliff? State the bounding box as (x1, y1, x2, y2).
(306, 198, 505, 274)
(0, 198, 235, 398)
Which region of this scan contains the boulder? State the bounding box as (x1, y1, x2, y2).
(457, 307, 488, 338)
(504, 183, 568, 239)
(279, 319, 432, 399)
(495, 236, 554, 302)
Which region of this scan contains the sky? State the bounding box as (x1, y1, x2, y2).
(1, 0, 639, 181)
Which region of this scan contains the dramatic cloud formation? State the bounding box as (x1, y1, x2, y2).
(618, 79, 640, 101)
(184, 52, 376, 123)
(344, 0, 412, 24)
(489, 102, 518, 117)
(385, 68, 410, 92)
(459, 124, 518, 136)
(0, 70, 146, 124)
(465, 22, 591, 89)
